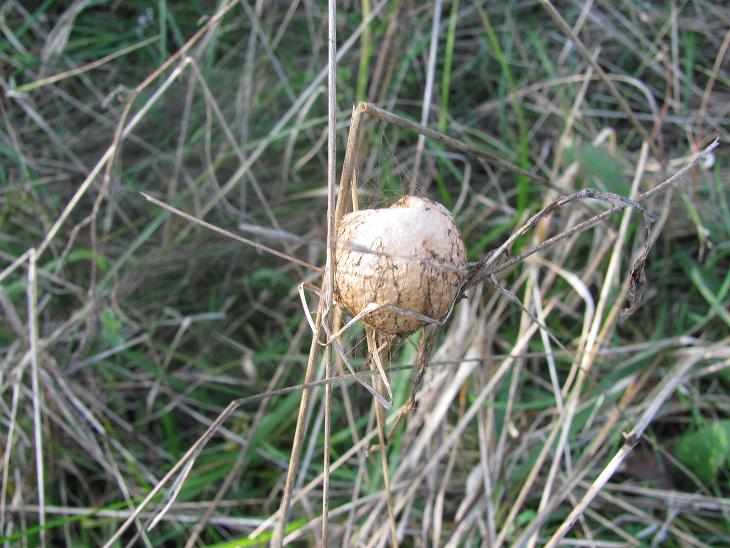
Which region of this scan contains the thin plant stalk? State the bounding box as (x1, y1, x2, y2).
(27, 249, 45, 547)
(322, 0, 338, 542)
(410, 0, 442, 193)
(271, 306, 324, 547)
(273, 30, 359, 545)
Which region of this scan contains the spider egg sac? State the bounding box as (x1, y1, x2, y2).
(335, 195, 468, 335)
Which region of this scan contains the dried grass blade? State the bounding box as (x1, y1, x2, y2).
(544, 351, 703, 547)
(142, 193, 322, 272)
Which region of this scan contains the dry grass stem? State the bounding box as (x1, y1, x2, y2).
(545, 350, 715, 546)
(4, 3, 728, 546)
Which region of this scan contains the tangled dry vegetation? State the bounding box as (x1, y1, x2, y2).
(1, 1, 729, 546)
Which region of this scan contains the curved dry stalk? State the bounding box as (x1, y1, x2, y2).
(469, 137, 719, 306)
(500, 147, 651, 545)
(298, 283, 393, 408)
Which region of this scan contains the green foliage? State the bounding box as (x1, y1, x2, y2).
(206, 518, 307, 548)
(568, 145, 630, 195)
(675, 422, 730, 484)
(100, 306, 124, 346)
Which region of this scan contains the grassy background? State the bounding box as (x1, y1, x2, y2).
(1, 0, 729, 546)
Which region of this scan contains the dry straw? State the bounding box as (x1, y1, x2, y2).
(11, 2, 719, 546)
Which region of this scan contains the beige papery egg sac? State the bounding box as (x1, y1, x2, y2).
(335, 196, 468, 336)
